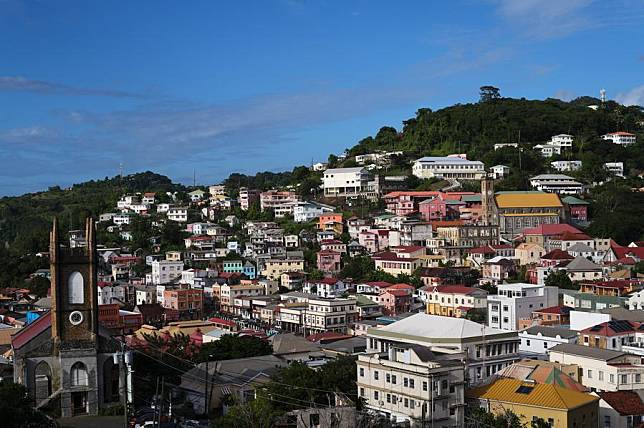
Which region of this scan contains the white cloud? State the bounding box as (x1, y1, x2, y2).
(615, 85, 644, 107)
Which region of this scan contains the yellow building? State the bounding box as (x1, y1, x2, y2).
(261, 258, 305, 281)
(494, 191, 564, 239)
(467, 378, 599, 427)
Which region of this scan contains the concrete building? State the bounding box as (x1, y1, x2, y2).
(357, 343, 465, 426)
(367, 314, 520, 384)
(602, 132, 636, 146)
(487, 283, 559, 331)
(412, 156, 485, 180)
(519, 326, 578, 355)
(530, 174, 584, 195)
(150, 260, 184, 285)
(322, 167, 372, 198)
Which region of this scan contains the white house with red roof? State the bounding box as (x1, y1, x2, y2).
(356, 281, 393, 294)
(602, 131, 636, 146)
(372, 251, 424, 276)
(303, 278, 348, 299)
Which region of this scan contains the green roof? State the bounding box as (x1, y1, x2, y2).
(354, 294, 380, 307)
(562, 196, 589, 205)
(461, 195, 482, 203)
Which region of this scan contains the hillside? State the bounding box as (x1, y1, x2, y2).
(0, 172, 185, 254)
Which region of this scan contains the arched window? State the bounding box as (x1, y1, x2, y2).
(68, 272, 84, 304)
(70, 362, 88, 386)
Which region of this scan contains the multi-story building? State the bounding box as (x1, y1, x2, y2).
(467, 378, 598, 428)
(551, 160, 582, 172)
(424, 285, 488, 318)
(291, 201, 335, 223)
(261, 258, 305, 281)
(259, 190, 299, 212)
(487, 283, 559, 331)
(277, 296, 358, 334)
(316, 249, 342, 273)
(238, 187, 260, 210)
(529, 174, 584, 195)
(549, 133, 574, 148)
(322, 167, 373, 198)
(357, 343, 465, 426)
(604, 162, 625, 177)
(372, 251, 424, 276)
(412, 156, 485, 180)
(167, 207, 188, 222)
(367, 313, 520, 384)
(304, 278, 348, 299)
(494, 192, 564, 239)
(219, 283, 265, 313)
(135, 285, 157, 305)
(150, 260, 184, 285)
(549, 343, 644, 392)
(519, 326, 578, 355)
(162, 288, 203, 320)
(602, 132, 636, 146)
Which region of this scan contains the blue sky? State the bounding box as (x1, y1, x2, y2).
(1, 0, 643, 195)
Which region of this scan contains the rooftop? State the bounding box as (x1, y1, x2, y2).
(466, 378, 598, 410)
(523, 325, 577, 339)
(495, 192, 563, 209)
(549, 343, 626, 361)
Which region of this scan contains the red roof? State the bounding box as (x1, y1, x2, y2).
(384, 191, 441, 198)
(391, 245, 425, 253)
(389, 283, 415, 290)
(364, 281, 393, 289)
(372, 252, 418, 262)
(597, 391, 644, 415)
(382, 289, 413, 297)
(321, 239, 344, 245)
(586, 280, 640, 290)
(317, 249, 341, 256)
(581, 320, 639, 337)
(606, 131, 635, 136)
(556, 231, 591, 241)
(533, 305, 570, 315)
(12, 311, 51, 350)
(314, 277, 341, 285)
(189, 235, 214, 241)
(208, 317, 236, 327)
(523, 224, 582, 236)
(542, 249, 574, 260)
(469, 245, 496, 255)
(431, 220, 465, 227)
(306, 331, 352, 344)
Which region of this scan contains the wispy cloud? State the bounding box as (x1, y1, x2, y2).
(0, 76, 147, 99)
(553, 89, 576, 102)
(495, 0, 594, 39)
(615, 85, 644, 107)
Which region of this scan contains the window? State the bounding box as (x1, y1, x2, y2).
(359, 368, 364, 377)
(422, 381, 428, 391)
(359, 388, 364, 397)
(543, 341, 548, 348)
(68, 272, 84, 304)
(621, 374, 628, 384)
(604, 415, 611, 428)
(374, 391, 378, 400)
(638, 374, 642, 383)
(70, 362, 88, 386)
(386, 373, 390, 383)
(392, 375, 397, 384)
(599, 371, 604, 381)
(588, 369, 592, 379)
(526, 339, 531, 346)
(610, 374, 615, 383)
(386, 394, 391, 403)
(374, 371, 379, 380)
(409, 379, 415, 389)
(404, 398, 408, 408)
(403, 378, 408, 387)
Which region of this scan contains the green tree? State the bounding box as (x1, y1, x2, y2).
(0, 382, 52, 428)
(212, 395, 280, 428)
(544, 269, 576, 290)
(196, 335, 272, 363)
(27, 276, 50, 298)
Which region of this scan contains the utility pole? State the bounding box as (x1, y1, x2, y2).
(154, 377, 160, 428)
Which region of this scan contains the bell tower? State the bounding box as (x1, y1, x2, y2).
(480, 174, 497, 226)
(50, 217, 99, 351)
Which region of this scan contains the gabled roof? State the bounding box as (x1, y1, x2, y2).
(495, 192, 562, 209)
(523, 224, 581, 236)
(374, 313, 509, 341)
(556, 231, 591, 241)
(597, 391, 644, 416)
(431, 285, 486, 296)
(580, 320, 638, 337)
(565, 256, 602, 271)
(542, 249, 574, 260)
(11, 311, 51, 350)
(466, 378, 598, 410)
(523, 325, 577, 339)
(567, 243, 595, 253)
(562, 196, 589, 205)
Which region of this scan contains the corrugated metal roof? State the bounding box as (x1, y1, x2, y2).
(466, 378, 597, 409)
(495, 192, 562, 208)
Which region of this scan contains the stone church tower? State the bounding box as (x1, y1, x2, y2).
(480, 173, 498, 226)
(12, 218, 122, 418)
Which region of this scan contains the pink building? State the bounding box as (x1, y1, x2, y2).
(359, 229, 390, 253)
(317, 249, 342, 273)
(379, 288, 412, 315)
(418, 197, 462, 221)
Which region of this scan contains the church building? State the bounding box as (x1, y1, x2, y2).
(12, 218, 123, 417)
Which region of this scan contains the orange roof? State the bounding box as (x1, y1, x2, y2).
(496, 192, 563, 209)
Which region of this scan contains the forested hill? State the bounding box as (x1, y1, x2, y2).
(0, 172, 184, 255)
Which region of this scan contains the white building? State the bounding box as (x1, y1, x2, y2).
(487, 283, 559, 331)
(322, 167, 372, 198)
(602, 132, 636, 146)
(529, 174, 584, 195)
(157, 203, 172, 213)
(167, 207, 188, 222)
(150, 260, 184, 285)
(533, 144, 562, 157)
(292, 201, 334, 223)
(303, 279, 348, 299)
(367, 313, 520, 384)
(135, 286, 156, 305)
(551, 160, 582, 172)
(98, 283, 127, 305)
(549, 134, 573, 148)
(311, 162, 327, 171)
(412, 157, 485, 180)
(519, 326, 578, 355)
(357, 344, 465, 426)
(549, 343, 644, 392)
(604, 162, 624, 177)
(112, 213, 133, 226)
(490, 165, 510, 179)
(494, 142, 518, 151)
